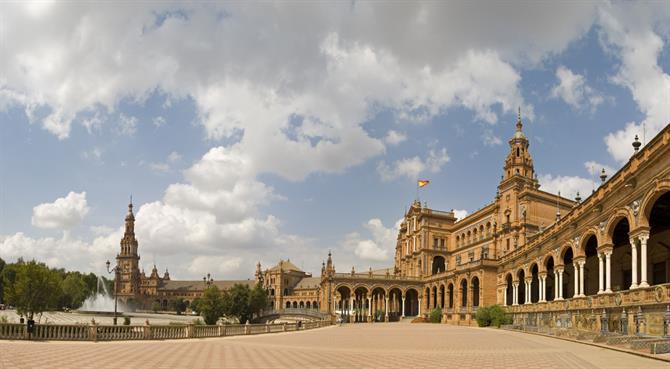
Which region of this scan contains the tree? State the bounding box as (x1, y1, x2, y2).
(222, 284, 251, 323)
(199, 286, 225, 325)
(190, 298, 202, 314)
(171, 298, 187, 315)
(151, 301, 161, 313)
(0, 257, 5, 304)
(61, 273, 88, 309)
(3, 261, 62, 319)
(248, 284, 269, 319)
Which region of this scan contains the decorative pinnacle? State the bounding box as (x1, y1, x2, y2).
(516, 107, 523, 131)
(632, 134, 641, 153)
(600, 168, 607, 183)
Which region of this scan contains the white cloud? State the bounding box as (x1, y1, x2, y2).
(152, 116, 166, 128)
(167, 151, 181, 162)
(81, 147, 103, 163)
(538, 174, 595, 200)
(597, 3, 670, 162)
(550, 65, 604, 112)
(31, 191, 90, 229)
(118, 114, 138, 136)
(377, 148, 449, 181)
(453, 209, 468, 221)
(384, 130, 407, 145)
(149, 162, 170, 173)
(584, 160, 617, 179)
(483, 129, 502, 146)
(341, 218, 400, 263)
(187, 256, 243, 276)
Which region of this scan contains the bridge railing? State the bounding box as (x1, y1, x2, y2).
(261, 308, 328, 319)
(0, 319, 332, 341)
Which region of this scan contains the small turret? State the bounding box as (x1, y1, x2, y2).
(163, 268, 170, 280)
(150, 264, 159, 279)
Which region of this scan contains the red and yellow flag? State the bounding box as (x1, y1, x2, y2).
(417, 180, 430, 188)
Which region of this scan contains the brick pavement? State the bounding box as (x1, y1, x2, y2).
(0, 324, 668, 368)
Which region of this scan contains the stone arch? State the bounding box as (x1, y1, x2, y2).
(431, 255, 446, 274)
(639, 179, 670, 228)
(439, 283, 445, 308)
(505, 273, 513, 306)
(642, 187, 670, 286)
(516, 269, 526, 304)
(579, 227, 601, 251)
(559, 242, 576, 264)
(471, 276, 480, 307)
(459, 278, 468, 307)
(544, 254, 555, 301)
(604, 208, 636, 244)
(529, 263, 540, 303)
(404, 287, 420, 316)
(447, 282, 455, 308)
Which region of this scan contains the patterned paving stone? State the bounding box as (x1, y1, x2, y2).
(0, 324, 668, 368)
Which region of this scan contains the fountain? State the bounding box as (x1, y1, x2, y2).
(79, 276, 123, 314)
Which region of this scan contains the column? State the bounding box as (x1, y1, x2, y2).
(630, 237, 638, 289)
(557, 268, 564, 300)
(384, 296, 392, 320)
(525, 279, 532, 304)
(578, 260, 585, 297)
(605, 251, 612, 293)
(418, 298, 422, 316)
(539, 275, 546, 302)
(597, 253, 604, 294)
(573, 262, 579, 298)
(401, 297, 406, 317)
(350, 298, 354, 318)
(639, 234, 649, 288)
(554, 271, 559, 300)
(367, 296, 372, 318)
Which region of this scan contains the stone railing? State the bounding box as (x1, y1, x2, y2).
(332, 273, 422, 281)
(0, 319, 331, 341)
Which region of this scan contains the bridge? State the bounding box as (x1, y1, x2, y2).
(255, 308, 330, 323)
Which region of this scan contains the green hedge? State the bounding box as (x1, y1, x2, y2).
(475, 305, 511, 327)
(428, 307, 442, 323)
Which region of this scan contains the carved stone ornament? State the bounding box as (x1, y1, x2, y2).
(630, 200, 641, 216)
(599, 221, 606, 232)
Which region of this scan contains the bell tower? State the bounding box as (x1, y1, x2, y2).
(502, 108, 536, 183)
(115, 199, 141, 300)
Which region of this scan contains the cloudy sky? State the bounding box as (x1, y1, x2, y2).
(1, 1, 669, 280)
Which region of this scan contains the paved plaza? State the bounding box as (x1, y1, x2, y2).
(1, 324, 669, 369)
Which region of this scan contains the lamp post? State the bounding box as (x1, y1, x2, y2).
(203, 273, 213, 287)
(105, 260, 119, 326)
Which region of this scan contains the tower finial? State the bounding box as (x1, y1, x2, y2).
(516, 107, 523, 131)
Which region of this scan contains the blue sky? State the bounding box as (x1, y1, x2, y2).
(1, 1, 669, 279)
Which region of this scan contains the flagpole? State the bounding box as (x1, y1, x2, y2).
(415, 181, 419, 202)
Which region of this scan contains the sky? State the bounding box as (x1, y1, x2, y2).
(1, 1, 670, 280)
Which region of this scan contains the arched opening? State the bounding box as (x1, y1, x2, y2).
(306, 301, 311, 309)
(447, 283, 454, 309)
(584, 235, 599, 295)
(404, 288, 419, 316)
(545, 256, 555, 301)
(292, 301, 298, 308)
(337, 285, 352, 322)
(517, 269, 525, 304)
(472, 277, 480, 307)
(389, 287, 403, 321)
(285, 301, 290, 308)
(439, 284, 445, 308)
(647, 192, 670, 285)
(562, 247, 574, 298)
(299, 301, 304, 308)
(460, 279, 468, 308)
(353, 286, 369, 323)
(371, 287, 386, 321)
(505, 274, 513, 305)
(530, 264, 539, 303)
(432, 256, 446, 274)
(431, 286, 438, 308)
(611, 218, 632, 291)
(283, 288, 288, 296)
(313, 301, 318, 309)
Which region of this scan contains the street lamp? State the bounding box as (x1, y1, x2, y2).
(106, 260, 119, 326)
(203, 273, 213, 287)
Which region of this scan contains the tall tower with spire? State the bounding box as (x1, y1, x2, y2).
(502, 108, 536, 183)
(115, 199, 141, 301)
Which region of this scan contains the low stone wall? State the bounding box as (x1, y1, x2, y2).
(0, 320, 331, 342)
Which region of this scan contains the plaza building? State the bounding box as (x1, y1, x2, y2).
(114, 115, 670, 335)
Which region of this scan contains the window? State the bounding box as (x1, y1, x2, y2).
(516, 148, 520, 157)
(481, 246, 489, 259)
(456, 255, 462, 265)
(506, 239, 510, 251)
(440, 239, 445, 248)
(468, 251, 474, 262)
